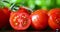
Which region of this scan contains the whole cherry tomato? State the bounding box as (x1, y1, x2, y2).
(30, 9, 48, 30)
(9, 8, 31, 30)
(48, 8, 60, 30)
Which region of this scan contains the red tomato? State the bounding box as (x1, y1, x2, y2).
(18, 7, 31, 14)
(9, 12, 31, 30)
(0, 8, 9, 28)
(2, 7, 11, 17)
(30, 9, 48, 30)
(48, 8, 60, 30)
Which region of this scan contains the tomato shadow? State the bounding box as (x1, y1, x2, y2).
(26, 26, 52, 31)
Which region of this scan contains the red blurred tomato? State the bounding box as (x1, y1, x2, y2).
(30, 9, 48, 30)
(2, 7, 11, 17)
(9, 10, 31, 30)
(18, 6, 31, 14)
(48, 8, 60, 30)
(18, 7, 30, 14)
(0, 7, 10, 28)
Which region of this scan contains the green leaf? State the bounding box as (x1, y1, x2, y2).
(15, 0, 26, 7)
(28, 0, 35, 9)
(16, 0, 22, 3)
(35, 0, 41, 6)
(56, 0, 60, 7)
(56, 0, 60, 5)
(0, 1, 4, 8)
(10, 0, 16, 3)
(2, 0, 16, 4)
(3, 2, 11, 8)
(40, 0, 55, 10)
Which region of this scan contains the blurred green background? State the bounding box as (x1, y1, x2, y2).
(0, 0, 60, 11)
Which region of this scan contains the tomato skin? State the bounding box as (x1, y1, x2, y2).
(18, 7, 29, 14)
(48, 8, 60, 30)
(30, 9, 48, 30)
(0, 8, 10, 28)
(2, 7, 11, 17)
(9, 11, 31, 30)
(18, 6, 32, 15)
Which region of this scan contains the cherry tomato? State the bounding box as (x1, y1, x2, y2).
(30, 9, 48, 30)
(48, 8, 60, 30)
(2, 7, 11, 17)
(0, 8, 9, 28)
(9, 12, 31, 30)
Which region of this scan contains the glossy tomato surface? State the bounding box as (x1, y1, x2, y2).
(0, 8, 10, 28)
(48, 8, 60, 30)
(30, 9, 48, 30)
(2, 7, 11, 17)
(9, 12, 31, 30)
(18, 7, 31, 14)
